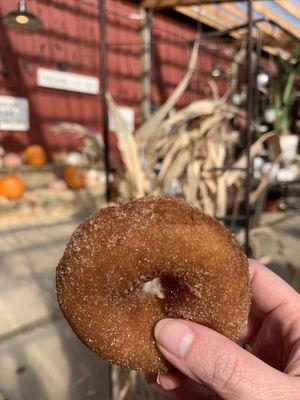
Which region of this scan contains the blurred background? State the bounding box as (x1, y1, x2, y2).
(0, 0, 299, 399)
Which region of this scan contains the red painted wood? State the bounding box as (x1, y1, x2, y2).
(0, 0, 230, 160)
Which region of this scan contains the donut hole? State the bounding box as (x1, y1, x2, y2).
(160, 274, 192, 302)
(142, 277, 165, 299)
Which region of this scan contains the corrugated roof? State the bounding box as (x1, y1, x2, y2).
(142, 0, 300, 58)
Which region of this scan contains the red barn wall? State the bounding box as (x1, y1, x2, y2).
(0, 0, 231, 158)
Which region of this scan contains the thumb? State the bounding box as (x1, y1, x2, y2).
(154, 319, 298, 400)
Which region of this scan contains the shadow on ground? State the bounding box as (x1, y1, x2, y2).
(0, 218, 109, 400)
(0, 210, 299, 399)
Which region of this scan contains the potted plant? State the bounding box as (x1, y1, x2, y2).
(274, 46, 300, 162)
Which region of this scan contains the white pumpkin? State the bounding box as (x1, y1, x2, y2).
(3, 153, 23, 169)
(66, 152, 84, 166)
(85, 169, 104, 189)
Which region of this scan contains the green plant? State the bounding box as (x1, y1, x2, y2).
(274, 46, 300, 134)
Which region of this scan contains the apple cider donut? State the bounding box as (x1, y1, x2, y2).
(56, 196, 250, 372)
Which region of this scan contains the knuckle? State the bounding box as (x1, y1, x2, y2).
(210, 348, 243, 392)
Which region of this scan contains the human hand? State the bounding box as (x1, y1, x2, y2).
(146, 259, 300, 399)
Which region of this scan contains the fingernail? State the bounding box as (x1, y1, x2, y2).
(154, 319, 194, 358)
(156, 372, 182, 391)
(156, 373, 161, 385)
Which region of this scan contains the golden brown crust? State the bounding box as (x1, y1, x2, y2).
(56, 196, 250, 372)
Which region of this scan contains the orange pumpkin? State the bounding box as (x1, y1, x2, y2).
(0, 176, 24, 200)
(62, 166, 85, 190)
(24, 145, 46, 167)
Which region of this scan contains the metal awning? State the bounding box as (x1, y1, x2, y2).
(141, 0, 300, 58)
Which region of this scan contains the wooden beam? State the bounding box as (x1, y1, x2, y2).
(142, 1, 298, 43)
(253, 1, 300, 39)
(199, 5, 274, 42)
(175, 6, 241, 39)
(274, 0, 300, 20)
(176, 5, 293, 60)
(142, 1, 296, 59)
(220, 2, 290, 43)
(176, 5, 280, 44)
(142, 0, 199, 8)
(262, 45, 291, 60)
(200, 4, 244, 28)
(140, 9, 152, 122)
(142, 0, 264, 8)
(199, 4, 266, 43)
(219, 2, 248, 20)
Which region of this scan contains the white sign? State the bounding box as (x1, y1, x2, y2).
(0, 96, 29, 131)
(109, 106, 135, 134)
(37, 68, 99, 95)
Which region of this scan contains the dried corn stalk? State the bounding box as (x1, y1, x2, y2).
(135, 40, 200, 145)
(107, 94, 148, 199)
(183, 159, 201, 206)
(107, 42, 275, 220)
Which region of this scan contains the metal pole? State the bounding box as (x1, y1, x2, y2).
(99, 0, 111, 203)
(245, 0, 254, 255)
(202, 18, 265, 41)
(106, 18, 266, 48)
(254, 27, 261, 125)
(99, 0, 112, 397)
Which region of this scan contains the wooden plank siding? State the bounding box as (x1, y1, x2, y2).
(0, 0, 231, 156)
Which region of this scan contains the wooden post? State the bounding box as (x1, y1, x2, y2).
(141, 8, 152, 122)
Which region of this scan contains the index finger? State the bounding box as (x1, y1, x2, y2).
(248, 258, 299, 317)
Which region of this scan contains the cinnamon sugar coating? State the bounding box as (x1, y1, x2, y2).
(56, 196, 250, 372)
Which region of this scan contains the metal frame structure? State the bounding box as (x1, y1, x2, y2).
(83, 4, 299, 398)
(98, 6, 112, 400)
(99, 0, 258, 254)
(99, 0, 111, 203)
(245, 0, 254, 254)
(96, 4, 299, 399)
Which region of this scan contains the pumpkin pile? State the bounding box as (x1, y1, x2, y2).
(24, 145, 46, 167)
(0, 176, 24, 200)
(62, 166, 85, 190)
